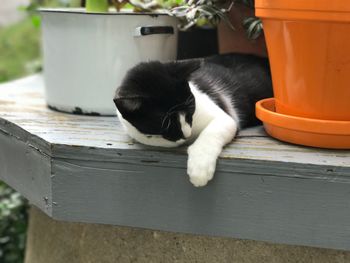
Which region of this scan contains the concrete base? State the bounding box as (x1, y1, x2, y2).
(25, 206, 350, 263)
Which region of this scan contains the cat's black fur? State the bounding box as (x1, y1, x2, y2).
(114, 53, 273, 141)
(192, 53, 273, 127)
(114, 59, 198, 141)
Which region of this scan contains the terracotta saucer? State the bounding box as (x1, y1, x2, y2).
(256, 98, 350, 149)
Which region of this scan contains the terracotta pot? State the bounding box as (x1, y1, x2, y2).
(255, 0, 350, 149)
(218, 3, 267, 57)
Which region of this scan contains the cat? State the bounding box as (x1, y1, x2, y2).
(113, 53, 273, 187)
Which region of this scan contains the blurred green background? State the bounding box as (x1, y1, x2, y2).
(0, 1, 63, 262)
(0, 18, 40, 82)
(0, 0, 59, 83)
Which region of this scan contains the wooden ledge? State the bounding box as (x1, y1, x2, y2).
(1, 75, 350, 251)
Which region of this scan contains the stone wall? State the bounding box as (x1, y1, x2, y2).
(25, 206, 350, 263)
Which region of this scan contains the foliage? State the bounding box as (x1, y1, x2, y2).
(0, 18, 41, 83)
(243, 16, 263, 40)
(170, 0, 233, 30)
(239, 0, 263, 40)
(86, 0, 109, 12)
(170, 0, 262, 38)
(0, 182, 28, 263)
(0, 0, 67, 83)
(25, 0, 262, 39)
(119, 0, 263, 39)
(109, 0, 184, 12)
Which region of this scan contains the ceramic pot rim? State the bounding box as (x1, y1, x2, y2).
(39, 7, 170, 16)
(255, 1, 350, 12)
(255, 1, 350, 22)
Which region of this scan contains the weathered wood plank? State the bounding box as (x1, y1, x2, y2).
(0, 75, 349, 167)
(1, 75, 350, 251)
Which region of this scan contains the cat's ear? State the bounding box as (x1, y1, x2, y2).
(167, 60, 201, 79)
(113, 97, 142, 115)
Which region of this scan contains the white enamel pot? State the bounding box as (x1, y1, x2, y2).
(40, 8, 178, 115)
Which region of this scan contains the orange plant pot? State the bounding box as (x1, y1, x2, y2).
(255, 0, 350, 149)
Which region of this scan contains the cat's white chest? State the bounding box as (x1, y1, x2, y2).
(188, 82, 236, 140)
(187, 82, 239, 187)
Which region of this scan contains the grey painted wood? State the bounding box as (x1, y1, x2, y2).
(0, 121, 52, 216)
(1, 75, 350, 251)
(51, 157, 350, 250)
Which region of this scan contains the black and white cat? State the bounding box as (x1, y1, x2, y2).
(114, 53, 272, 187)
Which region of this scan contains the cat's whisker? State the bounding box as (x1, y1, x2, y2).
(161, 117, 172, 132)
(161, 112, 175, 132)
(166, 104, 182, 114)
(161, 115, 169, 129)
(165, 97, 192, 115)
(165, 118, 172, 130)
(185, 95, 194, 105)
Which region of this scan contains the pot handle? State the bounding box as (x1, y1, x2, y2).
(134, 26, 174, 37)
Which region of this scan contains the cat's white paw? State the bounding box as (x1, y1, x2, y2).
(187, 144, 218, 187)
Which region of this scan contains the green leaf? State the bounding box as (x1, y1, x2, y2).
(86, 0, 109, 12)
(31, 15, 41, 28)
(0, 182, 28, 263)
(243, 17, 263, 40)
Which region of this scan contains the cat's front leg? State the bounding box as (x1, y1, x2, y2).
(187, 115, 238, 187)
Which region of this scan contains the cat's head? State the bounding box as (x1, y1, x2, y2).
(114, 60, 200, 147)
